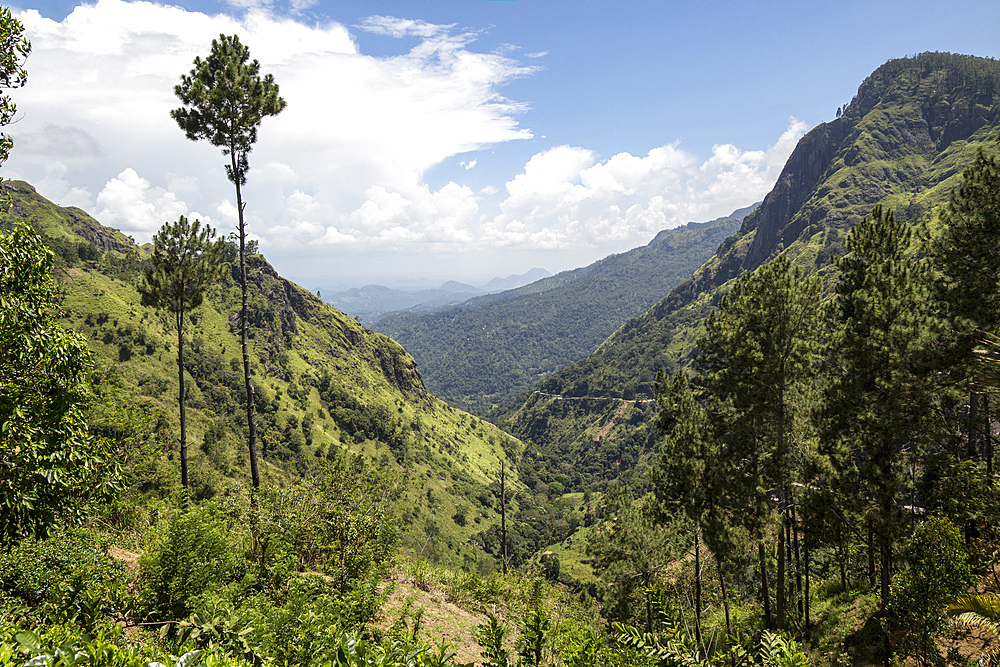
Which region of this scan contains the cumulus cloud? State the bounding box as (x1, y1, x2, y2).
(94, 168, 203, 237)
(483, 118, 808, 249)
(8, 0, 531, 245)
(4, 1, 808, 282)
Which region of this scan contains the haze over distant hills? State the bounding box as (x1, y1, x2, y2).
(373, 207, 754, 413)
(322, 267, 551, 323)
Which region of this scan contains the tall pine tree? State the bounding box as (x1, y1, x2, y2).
(824, 205, 934, 613)
(139, 216, 227, 493)
(691, 255, 821, 629)
(927, 143, 1000, 479)
(171, 35, 286, 490)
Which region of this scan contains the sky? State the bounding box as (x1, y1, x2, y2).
(4, 0, 1000, 291)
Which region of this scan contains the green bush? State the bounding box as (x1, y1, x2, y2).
(888, 517, 972, 666)
(0, 623, 242, 667)
(0, 527, 125, 630)
(240, 575, 348, 666)
(138, 503, 248, 620)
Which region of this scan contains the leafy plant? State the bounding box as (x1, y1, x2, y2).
(947, 594, 1000, 667)
(888, 517, 973, 667)
(476, 613, 511, 667)
(0, 223, 122, 541)
(138, 503, 247, 620)
(517, 608, 551, 667)
(174, 607, 262, 667)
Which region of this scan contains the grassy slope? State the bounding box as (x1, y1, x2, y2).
(496, 52, 1000, 493)
(374, 210, 749, 415)
(2, 180, 523, 568)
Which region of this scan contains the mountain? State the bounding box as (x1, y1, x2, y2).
(482, 267, 551, 293)
(495, 52, 1000, 491)
(0, 180, 524, 567)
(323, 282, 478, 323)
(373, 208, 752, 414)
(323, 269, 551, 323)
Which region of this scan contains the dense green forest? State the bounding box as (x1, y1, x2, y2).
(374, 210, 749, 414)
(4, 10, 1000, 667)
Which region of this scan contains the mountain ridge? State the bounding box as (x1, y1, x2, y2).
(0, 179, 525, 567)
(496, 51, 1000, 490)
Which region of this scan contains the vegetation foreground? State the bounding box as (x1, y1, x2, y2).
(3, 5, 1000, 667)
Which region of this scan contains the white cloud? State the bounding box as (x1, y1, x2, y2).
(94, 168, 201, 237)
(358, 16, 450, 39)
(483, 118, 807, 249)
(8, 0, 530, 247)
(3, 1, 808, 283)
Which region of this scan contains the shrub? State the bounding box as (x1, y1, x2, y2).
(0, 527, 125, 630)
(138, 503, 247, 620)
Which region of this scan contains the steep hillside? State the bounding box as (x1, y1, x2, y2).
(374, 209, 750, 414)
(496, 52, 1000, 491)
(0, 180, 523, 567)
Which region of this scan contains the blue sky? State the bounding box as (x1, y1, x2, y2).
(6, 0, 1000, 290)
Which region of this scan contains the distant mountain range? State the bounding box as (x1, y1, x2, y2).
(372, 207, 754, 413)
(322, 268, 551, 323)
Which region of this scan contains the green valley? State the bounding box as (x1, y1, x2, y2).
(497, 52, 1000, 491)
(374, 209, 749, 414)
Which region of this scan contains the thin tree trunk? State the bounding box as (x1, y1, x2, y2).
(719, 559, 732, 638)
(792, 495, 803, 620)
(838, 526, 847, 592)
(232, 163, 260, 491)
(777, 503, 786, 629)
(759, 539, 772, 629)
(754, 449, 772, 629)
(500, 461, 508, 575)
(867, 518, 876, 589)
(987, 393, 994, 486)
(804, 522, 811, 638)
(694, 527, 703, 649)
(177, 307, 188, 494)
(970, 389, 981, 460)
(880, 508, 892, 612)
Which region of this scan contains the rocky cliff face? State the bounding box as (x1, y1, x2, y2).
(676, 52, 1000, 311)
